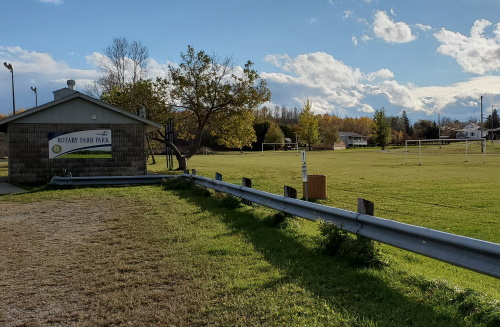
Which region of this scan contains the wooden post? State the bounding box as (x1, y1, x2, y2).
(357, 198, 374, 216)
(191, 169, 197, 175)
(284, 185, 297, 199)
(242, 177, 252, 206)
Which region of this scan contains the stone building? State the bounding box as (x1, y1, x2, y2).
(0, 81, 161, 184)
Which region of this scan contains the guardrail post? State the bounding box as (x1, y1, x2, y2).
(357, 198, 374, 216)
(215, 172, 222, 181)
(191, 169, 197, 175)
(284, 185, 297, 199)
(357, 198, 375, 246)
(242, 177, 253, 206)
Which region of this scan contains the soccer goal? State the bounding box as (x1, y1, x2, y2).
(405, 138, 486, 164)
(261, 142, 299, 155)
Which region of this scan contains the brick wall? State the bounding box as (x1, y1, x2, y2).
(8, 123, 147, 184)
(0, 132, 7, 157)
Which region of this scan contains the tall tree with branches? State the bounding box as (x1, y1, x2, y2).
(298, 100, 320, 150)
(87, 37, 149, 97)
(159, 45, 271, 159)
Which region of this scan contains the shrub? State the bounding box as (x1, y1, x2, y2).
(316, 221, 384, 268)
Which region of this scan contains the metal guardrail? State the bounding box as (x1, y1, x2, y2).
(183, 173, 500, 279)
(50, 175, 177, 186)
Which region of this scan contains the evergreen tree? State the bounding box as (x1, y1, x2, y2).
(373, 108, 392, 150)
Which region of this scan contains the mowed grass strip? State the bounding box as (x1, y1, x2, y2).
(170, 149, 500, 296)
(1, 181, 498, 326)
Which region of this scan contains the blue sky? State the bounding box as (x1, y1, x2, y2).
(2, 0, 500, 124)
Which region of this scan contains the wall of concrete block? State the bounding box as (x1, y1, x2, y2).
(8, 123, 147, 184)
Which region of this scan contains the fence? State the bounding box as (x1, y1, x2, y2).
(50, 173, 500, 279)
(183, 173, 500, 279)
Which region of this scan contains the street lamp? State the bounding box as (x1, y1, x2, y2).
(31, 86, 38, 107)
(3, 62, 15, 115)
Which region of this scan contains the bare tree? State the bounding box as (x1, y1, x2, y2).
(86, 37, 149, 97)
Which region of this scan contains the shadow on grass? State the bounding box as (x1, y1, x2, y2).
(169, 187, 470, 327)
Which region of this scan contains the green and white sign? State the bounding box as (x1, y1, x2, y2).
(48, 130, 112, 159)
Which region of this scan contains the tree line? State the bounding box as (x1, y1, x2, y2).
(25, 36, 493, 169)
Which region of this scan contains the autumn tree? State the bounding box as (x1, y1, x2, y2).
(100, 79, 173, 164)
(161, 45, 271, 160)
(298, 100, 320, 150)
(373, 108, 391, 150)
(209, 109, 257, 150)
(319, 114, 340, 150)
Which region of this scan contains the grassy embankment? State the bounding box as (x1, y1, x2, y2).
(1, 145, 499, 325)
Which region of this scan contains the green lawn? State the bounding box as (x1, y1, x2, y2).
(150, 147, 500, 298)
(1, 147, 499, 325)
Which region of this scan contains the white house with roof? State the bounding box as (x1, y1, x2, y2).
(455, 123, 487, 139)
(339, 132, 368, 148)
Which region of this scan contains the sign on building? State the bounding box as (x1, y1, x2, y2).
(48, 130, 112, 159)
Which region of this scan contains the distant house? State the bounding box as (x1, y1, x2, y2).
(339, 132, 368, 148)
(456, 123, 486, 139)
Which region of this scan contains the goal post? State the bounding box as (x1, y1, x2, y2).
(261, 142, 299, 155)
(405, 138, 486, 164)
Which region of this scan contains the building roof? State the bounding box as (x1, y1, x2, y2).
(339, 131, 367, 138)
(0, 91, 162, 133)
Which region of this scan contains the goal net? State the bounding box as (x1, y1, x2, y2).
(405, 138, 486, 163)
(261, 142, 299, 154)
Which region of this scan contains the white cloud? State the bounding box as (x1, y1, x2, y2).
(361, 34, 372, 42)
(343, 10, 354, 19)
(372, 10, 416, 43)
(261, 51, 500, 117)
(434, 19, 500, 75)
(351, 36, 358, 46)
(358, 104, 375, 113)
(416, 23, 432, 31)
(363, 68, 394, 81)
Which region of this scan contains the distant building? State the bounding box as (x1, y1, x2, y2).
(0, 80, 161, 184)
(339, 132, 368, 148)
(455, 123, 486, 139)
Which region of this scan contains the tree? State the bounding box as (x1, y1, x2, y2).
(413, 119, 438, 139)
(162, 45, 271, 160)
(298, 100, 320, 150)
(401, 110, 412, 136)
(264, 122, 285, 148)
(210, 109, 257, 150)
(100, 79, 174, 164)
(319, 114, 340, 150)
(485, 109, 500, 140)
(87, 37, 149, 97)
(373, 108, 391, 150)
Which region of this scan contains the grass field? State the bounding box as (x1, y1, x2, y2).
(1, 147, 499, 325)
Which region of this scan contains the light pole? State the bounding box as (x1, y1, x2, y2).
(31, 86, 38, 107)
(3, 62, 15, 115)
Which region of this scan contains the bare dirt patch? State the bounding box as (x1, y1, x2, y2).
(0, 198, 198, 326)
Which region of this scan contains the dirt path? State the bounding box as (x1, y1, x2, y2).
(0, 198, 197, 326)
